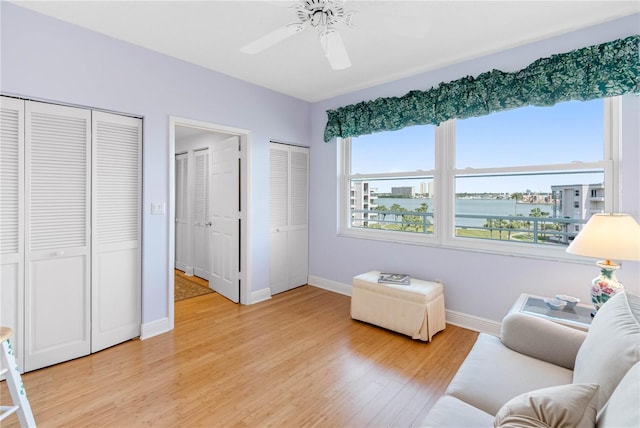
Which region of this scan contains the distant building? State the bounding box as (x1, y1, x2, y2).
(351, 181, 377, 227)
(391, 186, 414, 197)
(521, 192, 551, 203)
(418, 181, 433, 197)
(551, 183, 605, 243)
(419, 182, 427, 196)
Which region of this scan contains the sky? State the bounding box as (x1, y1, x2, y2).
(351, 98, 604, 194)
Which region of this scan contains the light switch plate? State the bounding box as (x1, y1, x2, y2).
(151, 202, 166, 215)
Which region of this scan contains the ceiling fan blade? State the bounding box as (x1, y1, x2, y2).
(320, 30, 351, 70)
(240, 24, 302, 55)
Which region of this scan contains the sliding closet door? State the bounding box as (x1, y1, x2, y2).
(24, 101, 91, 371)
(91, 111, 141, 353)
(0, 97, 25, 371)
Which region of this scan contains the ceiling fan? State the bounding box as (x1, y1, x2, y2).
(240, 0, 356, 70)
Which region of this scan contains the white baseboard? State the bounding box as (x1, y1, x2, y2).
(250, 287, 272, 304)
(308, 275, 352, 296)
(308, 275, 501, 336)
(445, 310, 501, 336)
(140, 317, 170, 340)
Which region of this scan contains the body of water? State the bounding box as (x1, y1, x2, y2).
(375, 197, 553, 227)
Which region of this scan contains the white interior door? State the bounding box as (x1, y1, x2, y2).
(91, 111, 141, 353)
(193, 148, 210, 280)
(0, 96, 25, 372)
(175, 153, 189, 272)
(209, 136, 239, 302)
(24, 101, 91, 371)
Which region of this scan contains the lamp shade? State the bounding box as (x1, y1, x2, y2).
(566, 213, 640, 261)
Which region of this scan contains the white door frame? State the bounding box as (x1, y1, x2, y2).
(168, 116, 251, 329)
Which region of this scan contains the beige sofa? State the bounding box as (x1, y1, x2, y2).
(421, 290, 640, 427)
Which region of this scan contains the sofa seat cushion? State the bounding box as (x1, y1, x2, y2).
(574, 291, 640, 411)
(418, 395, 494, 427)
(446, 333, 573, 416)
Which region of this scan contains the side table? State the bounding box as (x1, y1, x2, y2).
(509, 293, 593, 332)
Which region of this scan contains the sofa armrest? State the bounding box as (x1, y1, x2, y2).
(500, 312, 587, 370)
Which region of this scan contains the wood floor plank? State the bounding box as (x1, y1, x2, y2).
(1, 285, 478, 427)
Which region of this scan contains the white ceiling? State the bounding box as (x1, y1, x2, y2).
(10, 0, 640, 102)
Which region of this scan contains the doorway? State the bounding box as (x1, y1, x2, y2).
(169, 117, 250, 329)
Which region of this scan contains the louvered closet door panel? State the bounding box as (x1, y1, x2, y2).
(175, 154, 189, 272)
(193, 148, 210, 280)
(269, 145, 289, 230)
(0, 96, 25, 372)
(269, 144, 289, 293)
(288, 146, 309, 288)
(25, 101, 91, 372)
(91, 111, 141, 353)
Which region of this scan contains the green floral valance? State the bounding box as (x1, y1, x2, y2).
(324, 35, 640, 142)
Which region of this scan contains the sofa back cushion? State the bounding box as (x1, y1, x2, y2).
(573, 291, 640, 410)
(596, 361, 640, 427)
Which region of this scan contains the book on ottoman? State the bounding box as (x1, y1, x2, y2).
(378, 272, 410, 285)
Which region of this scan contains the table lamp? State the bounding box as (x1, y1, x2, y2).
(566, 213, 640, 315)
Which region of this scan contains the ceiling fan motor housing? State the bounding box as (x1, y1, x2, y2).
(296, 0, 350, 29)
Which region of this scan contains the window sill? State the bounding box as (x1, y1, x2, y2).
(338, 227, 593, 265)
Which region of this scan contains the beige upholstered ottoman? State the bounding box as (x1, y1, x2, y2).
(351, 271, 446, 341)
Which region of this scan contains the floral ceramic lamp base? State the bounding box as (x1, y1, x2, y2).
(590, 260, 624, 315)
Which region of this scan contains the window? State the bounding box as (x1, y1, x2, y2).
(343, 126, 436, 240)
(339, 97, 620, 258)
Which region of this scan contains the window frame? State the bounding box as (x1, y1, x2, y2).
(338, 97, 621, 261)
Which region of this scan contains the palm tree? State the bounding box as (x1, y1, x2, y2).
(529, 207, 550, 218)
(506, 218, 522, 240)
(390, 203, 403, 223)
(374, 205, 389, 223)
(398, 207, 409, 230)
(484, 218, 496, 239)
(529, 207, 550, 240)
(496, 219, 509, 239)
(415, 203, 429, 232)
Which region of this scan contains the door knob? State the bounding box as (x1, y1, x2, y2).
(206, 221, 212, 227)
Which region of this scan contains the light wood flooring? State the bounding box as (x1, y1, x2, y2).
(1, 285, 478, 427)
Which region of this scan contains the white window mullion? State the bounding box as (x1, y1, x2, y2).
(436, 120, 455, 243)
(605, 97, 621, 212)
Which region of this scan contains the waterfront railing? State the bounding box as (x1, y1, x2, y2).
(351, 209, 586, 245)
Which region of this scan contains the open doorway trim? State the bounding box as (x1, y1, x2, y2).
(168, 116, 252, 330)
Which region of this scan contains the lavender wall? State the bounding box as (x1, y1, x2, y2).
(1, 3, 311, 326)
(309, 14, 640, 324)
(3, 2, 639, 332)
